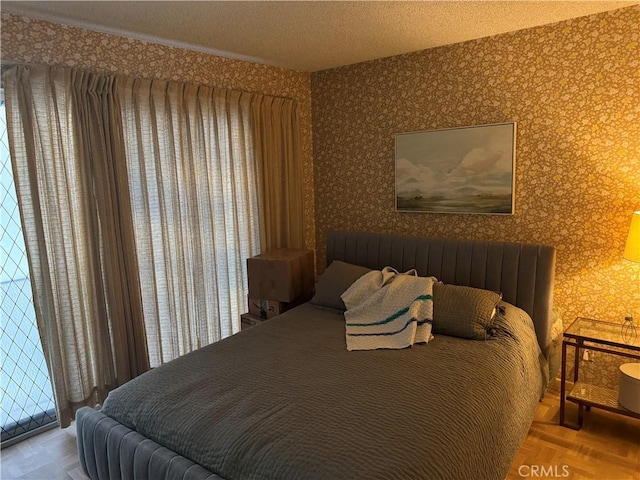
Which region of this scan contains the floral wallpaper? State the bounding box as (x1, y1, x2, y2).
(0, 12, 316, 251)
(312, 6, 640, 336)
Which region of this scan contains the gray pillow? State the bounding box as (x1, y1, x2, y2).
(432, 283, 502, 340)
(310, 260, 372, 310)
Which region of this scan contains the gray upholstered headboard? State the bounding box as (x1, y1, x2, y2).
(326, 231, 556, 358)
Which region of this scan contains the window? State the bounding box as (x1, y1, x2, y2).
(0, 91, 57, 445)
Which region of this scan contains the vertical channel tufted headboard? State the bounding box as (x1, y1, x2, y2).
(326, 231, 556, 358)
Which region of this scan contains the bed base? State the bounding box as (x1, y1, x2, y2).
(76, 407, 221, 479)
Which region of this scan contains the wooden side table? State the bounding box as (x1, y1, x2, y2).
(560, 317, 640, 429)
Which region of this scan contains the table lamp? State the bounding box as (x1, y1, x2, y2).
(624, 211, 640, 263)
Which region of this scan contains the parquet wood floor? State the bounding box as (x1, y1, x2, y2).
(1, 422, 88, 480)
(505, 382, 639, 480)
(1, 381, 638, 479)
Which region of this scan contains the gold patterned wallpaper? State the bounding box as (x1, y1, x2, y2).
(0, 12, 316, 251)
(312, 6, 640, 329)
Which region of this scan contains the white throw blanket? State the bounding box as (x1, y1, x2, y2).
(341, 267, 436, 351)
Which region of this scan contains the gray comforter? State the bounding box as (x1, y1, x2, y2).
(101, 302, 546, 480)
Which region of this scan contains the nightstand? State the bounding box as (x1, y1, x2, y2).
(560, 317, 640, 429)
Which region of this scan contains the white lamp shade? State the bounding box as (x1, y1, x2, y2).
(624, 211, 640, 263)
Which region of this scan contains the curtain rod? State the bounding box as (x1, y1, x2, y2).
(0, 60, 298, 103)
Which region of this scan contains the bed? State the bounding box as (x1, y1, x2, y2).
(76, 231, 556, 480)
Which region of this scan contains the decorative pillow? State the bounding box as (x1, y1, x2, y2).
(310, 261, 372, 311)
(432, 283, 502, 340)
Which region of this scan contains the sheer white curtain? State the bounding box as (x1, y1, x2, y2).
(118, 79, 262, 366)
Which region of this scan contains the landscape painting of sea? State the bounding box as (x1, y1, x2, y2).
(395, 123, 516, 214)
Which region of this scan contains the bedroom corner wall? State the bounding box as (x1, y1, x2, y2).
(311, 6, 640, 326)
(0, 12, 316, 252)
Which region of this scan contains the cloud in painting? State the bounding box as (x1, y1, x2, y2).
(395, 158, 437, 197)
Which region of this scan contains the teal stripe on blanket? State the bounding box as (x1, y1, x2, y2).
(345, 294, 433, 327)
(347, 318, 433, 337)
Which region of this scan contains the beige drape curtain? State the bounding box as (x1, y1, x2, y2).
(3, 66, 150, 427)
(251, 96, 305, 250)
(118, 80, 304, 364)
(4, 63, 305, 423)
(119, 79, 264, 365)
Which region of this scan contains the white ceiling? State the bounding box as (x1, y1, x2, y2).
(3, 1, 638, 72)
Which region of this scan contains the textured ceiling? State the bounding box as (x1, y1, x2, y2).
(3, 1, 638, 71)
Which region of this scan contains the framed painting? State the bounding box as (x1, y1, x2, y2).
(395, 122, 516, 214)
